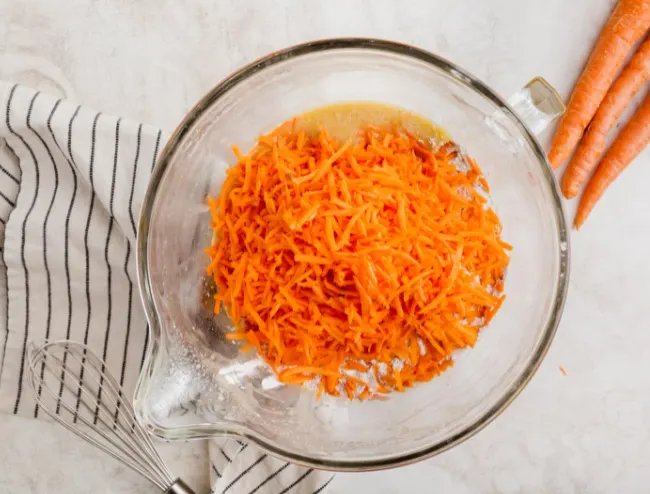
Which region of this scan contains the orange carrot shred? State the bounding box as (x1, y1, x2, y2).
(207, 122, 509, 399)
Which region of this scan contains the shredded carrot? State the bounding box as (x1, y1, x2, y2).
(559, 366, 567, 376)
(206, 122, 510, 399)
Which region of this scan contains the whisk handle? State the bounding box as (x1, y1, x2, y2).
(165, 478, 196, 494)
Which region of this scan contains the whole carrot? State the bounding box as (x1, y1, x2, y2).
(574, 92, 650, 229)
(562, 35, 650, 198)
(548, 0, 650, 169)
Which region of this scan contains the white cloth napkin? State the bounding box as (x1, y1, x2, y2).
(0, 81, 334, 494)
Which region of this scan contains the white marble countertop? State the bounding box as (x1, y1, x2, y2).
(2, 0, 650, 492)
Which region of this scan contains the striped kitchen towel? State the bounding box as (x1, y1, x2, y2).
(0, 81, 334, 494)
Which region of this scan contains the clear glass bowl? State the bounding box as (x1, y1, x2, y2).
(134, 39, 569, 471)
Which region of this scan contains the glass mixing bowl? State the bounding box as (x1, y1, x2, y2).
(134, 38, 569, 471)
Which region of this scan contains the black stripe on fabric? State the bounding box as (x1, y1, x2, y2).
(0, 162, 19, 185)
(28, 96, 60, 418)
(115, 240, 133, 421)
(0, 189, 15, 207)
(247, 463, 290, 494)
(49, 103, 81, 414)
(6, 86, 40, 414)
(0, 152, 7, 383)
(116, 123, 141, 410)
(277, 469, 314, 494)
(74, 111, 101, 421)
(312, 476, 334, 494)
(151, 129, 162, 172)
(212, 463, 222, 478)
(0, 239, 8, 382)
(139, 130, 162, 376)
(140, 323, 149, 371)
(93, 117, 121, 425)
(221, 454, 268, 494)
(67, 106, 82, 167)
(128, 123, 142, 237)
(220, 447, 232, 463)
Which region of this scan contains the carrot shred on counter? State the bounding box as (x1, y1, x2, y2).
(206, 123, 510, 399)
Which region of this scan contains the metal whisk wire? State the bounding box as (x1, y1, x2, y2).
(27, 340, 194, 493)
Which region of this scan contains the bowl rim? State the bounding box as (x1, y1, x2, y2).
(135, 37, 570, 471)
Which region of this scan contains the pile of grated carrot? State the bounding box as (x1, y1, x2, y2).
(205, 120, 510, 400)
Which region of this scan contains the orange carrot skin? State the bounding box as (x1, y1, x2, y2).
(562, 36, 650, 198)
(548, 0, 650, 169)
(575, 91, 650, 228)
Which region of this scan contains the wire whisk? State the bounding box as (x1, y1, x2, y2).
(27, 340, 195, 494)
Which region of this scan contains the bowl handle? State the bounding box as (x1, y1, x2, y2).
(507, 77, 565, 136)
